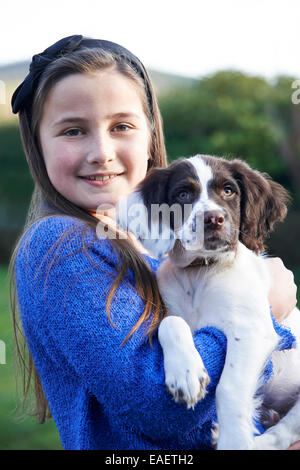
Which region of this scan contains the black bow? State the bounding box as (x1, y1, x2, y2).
(11, 35, 153, 117)
(11, 35, 84, 114)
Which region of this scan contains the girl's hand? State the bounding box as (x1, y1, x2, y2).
(265, 257, 297, 323)
(96, 213, 150, 255)
(288, 440, 300, 450)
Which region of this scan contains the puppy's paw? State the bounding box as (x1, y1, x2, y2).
(164, 347, 210, 409)
(260, 405, 280, 429)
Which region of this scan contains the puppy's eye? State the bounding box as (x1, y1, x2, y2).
(223, 186, 234, 197)
(177, 190, 190, 200)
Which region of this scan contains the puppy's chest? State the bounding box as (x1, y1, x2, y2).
(157, 254, 267, 334)
(180, 269, 234, 331)
(157, 262, 237, 332)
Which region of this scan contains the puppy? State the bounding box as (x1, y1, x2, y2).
(117, 154, 300, 450)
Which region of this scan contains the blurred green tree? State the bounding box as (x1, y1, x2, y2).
(159, 71, 300, 206)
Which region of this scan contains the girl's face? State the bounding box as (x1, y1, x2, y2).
(39, 69, 150, 212)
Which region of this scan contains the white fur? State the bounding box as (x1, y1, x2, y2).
(189, 156, 223, 213)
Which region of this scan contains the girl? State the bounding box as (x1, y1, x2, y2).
(9, 35, 297, 450)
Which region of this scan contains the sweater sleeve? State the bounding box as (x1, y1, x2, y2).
(15, 216, 227, 440)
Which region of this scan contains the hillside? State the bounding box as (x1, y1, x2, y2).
(0, 60, 196, 122)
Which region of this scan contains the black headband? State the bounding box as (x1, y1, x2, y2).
(11, 34, 153, 117)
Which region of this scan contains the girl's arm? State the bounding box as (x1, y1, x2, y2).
(15, 215, 227, 440)
(266, 257, 297, 323)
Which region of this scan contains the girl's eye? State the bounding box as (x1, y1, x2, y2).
(112, 124, 132, 132)
(64, 128, 83, 137)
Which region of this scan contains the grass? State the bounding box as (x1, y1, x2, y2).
(0, 266, 62, 450)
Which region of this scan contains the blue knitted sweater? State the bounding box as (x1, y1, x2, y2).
(14, 216, 294, 450)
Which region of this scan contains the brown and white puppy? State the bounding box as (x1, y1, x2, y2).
(117, 154, 300, 450)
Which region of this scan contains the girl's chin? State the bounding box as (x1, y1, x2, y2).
(85, 199, 119, 213)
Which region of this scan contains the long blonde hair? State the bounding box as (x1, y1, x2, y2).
(9, 47, 168, 423)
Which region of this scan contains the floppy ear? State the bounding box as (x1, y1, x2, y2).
(228, 159, 290, 253)
(117, 167, 176, 258)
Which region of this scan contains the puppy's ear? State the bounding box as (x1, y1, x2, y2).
(138, 167, 170, 206)
(117, 167, 176, 258)
(229, 159, 290, 253)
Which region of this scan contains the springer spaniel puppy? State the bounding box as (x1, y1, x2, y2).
(117, 154, 300, 450)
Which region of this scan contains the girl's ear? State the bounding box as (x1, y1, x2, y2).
(228, 159, 290, 253)
(117, 167, 176, 258)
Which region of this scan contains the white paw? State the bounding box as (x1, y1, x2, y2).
(164, 346, 210, 409)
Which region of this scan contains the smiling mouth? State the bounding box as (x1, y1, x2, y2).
(81, 173, 123, 182)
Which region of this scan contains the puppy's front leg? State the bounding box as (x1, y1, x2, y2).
(158, 316, 210, 409)
(216, 325, 278, 450)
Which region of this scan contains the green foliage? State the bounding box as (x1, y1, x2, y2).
(0, 124, 33, 203)
(159, 71, 300, 199)
(0, 123, 33, 262)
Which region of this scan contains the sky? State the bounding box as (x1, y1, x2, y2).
(1, 0, 300, 79)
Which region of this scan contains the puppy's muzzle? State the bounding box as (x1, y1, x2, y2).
(204, 210, 225, 230)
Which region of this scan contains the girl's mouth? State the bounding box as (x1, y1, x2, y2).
(80, 173, 123, 186)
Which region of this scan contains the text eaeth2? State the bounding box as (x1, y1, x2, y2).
(105, 454, 194, 466)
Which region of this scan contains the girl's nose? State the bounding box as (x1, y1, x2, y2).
(86, 132, 115, 165)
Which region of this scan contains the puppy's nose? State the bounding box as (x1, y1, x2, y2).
(204, 210, 225, 228)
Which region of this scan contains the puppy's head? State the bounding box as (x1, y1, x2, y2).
(117, 155, 290, 261)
